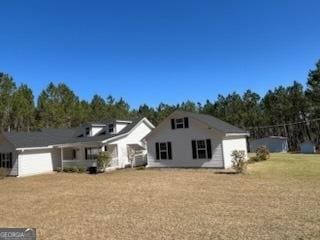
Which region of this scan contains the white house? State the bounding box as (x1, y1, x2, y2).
(249, 136, 288, 153)
(299, 141, 316, 154)
(146, 111, 249, 169)
(0, 118, 154, 177)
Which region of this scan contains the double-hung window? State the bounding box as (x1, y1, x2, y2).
(108, 124, 114, 133)
(155, 142, 172, 160)
(0, 152, 13, 168)
(171, 117, 189, 129)
(85, 148, 100, 160)
(175, 118, 184, 128)
(85, 127, 90, 136)
(191, 139, 212, 160)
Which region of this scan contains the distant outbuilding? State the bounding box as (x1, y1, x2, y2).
(249, 136, 288, 153)
(299, 141, 316, 154)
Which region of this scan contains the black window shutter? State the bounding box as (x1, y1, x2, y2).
(85, 148, 88, 160)
(167, 142, 172, 159)
(184, 117, 189, 128)
(206, 139, 212, 159)
(155, 143, 160, 160)
(192, 140, 197, 159)
(171, 119, 175, 129)
(9, 153, 12, 168)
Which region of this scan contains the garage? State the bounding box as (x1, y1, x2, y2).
(18, 149, 58, 177)
(0, 130, 69, 177)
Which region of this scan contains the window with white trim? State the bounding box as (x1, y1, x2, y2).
(171, 117, 189, 129)
(197, 140, 207, 159)
(85, 147, 100, 160)
(155, 142, 172, 160)
(85, 127, 90, 136)
(191, 139, 212, 159)
(108, 124, 114, 133)
(175, 118, 184, 128)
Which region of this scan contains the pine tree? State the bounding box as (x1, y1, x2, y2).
(90, 94, 107, 122)
(242, 90, 262, 127)
(11, 84, 35, 131)
(0, 73, 16, 131)
(37, 82, 80, 128)
(306, 60, 320, 117)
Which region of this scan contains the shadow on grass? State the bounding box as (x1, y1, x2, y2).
(214, 170, 238, 175)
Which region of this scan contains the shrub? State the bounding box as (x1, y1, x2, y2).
(78, 166, 86, 173)
(256, 145, 270, 161)
(62, 166, 81, 173)
(70, 166, 79, 173)
(0, 168, 8, 179)
(63, 167, 72, 173)
(231, 150, 247, 174)
(97, 151, 112, 172)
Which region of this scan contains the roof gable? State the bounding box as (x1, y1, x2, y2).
(146, 110, 248, 139)
(184, 111, 247, 134)
(102, 117, 155, 143)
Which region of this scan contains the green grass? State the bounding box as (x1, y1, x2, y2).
(249, 153, 320, 180)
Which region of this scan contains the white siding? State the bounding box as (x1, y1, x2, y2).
(222, 137, 248, 169)
(147, 116, 224, 168)
(18, 149, 59, 177)
(52, 148, 62, 169)
(115, 123, 129, 134)
(110, 120, 152, 168)
(91, 127, 104, 136)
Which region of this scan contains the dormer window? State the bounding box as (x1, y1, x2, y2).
(171, 117, 189, 129)
(175, 118, 184, 128)
(85, 127, 90, 136)
(108, 124, 114, 133)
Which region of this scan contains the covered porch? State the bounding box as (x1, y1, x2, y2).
(56, 143, 118, 170)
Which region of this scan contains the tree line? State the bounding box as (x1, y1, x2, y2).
(1, 60, 320, 150)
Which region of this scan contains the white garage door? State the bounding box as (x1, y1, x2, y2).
(18, 149, 55, 177)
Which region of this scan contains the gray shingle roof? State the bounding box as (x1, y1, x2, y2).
(117, 118, 143, 134)
(3, 129, 78, 148)
(2, 118, 145, 149)
(177, 111, 248, 134)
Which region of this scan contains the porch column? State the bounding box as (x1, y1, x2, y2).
(61, 147, 64, 171)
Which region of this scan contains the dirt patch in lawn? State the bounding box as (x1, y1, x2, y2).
(0, 154, 320, 240)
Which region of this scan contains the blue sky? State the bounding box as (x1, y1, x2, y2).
(1, 0, 319, 108)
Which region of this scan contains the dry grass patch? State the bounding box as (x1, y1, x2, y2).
(1, 154, 320, 239)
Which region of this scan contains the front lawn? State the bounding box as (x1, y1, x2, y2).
(0, 154, 320, 239)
